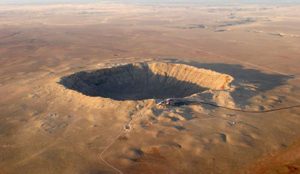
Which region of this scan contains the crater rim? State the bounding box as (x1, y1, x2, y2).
(59, 62, 234, 101)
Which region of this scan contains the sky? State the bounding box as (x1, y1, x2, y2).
(0, 0, 299, 5)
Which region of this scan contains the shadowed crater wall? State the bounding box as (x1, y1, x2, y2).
(59, 63, 233, 100)
(164, 59, 293, 106)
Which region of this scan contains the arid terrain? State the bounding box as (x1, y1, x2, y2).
(1, 3, 300, 174)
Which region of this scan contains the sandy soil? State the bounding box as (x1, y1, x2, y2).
(0, 3, 300, 174)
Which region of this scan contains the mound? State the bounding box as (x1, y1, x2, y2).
(59, 62, 233, 100)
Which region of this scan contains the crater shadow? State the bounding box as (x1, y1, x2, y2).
(59, 63, 207, 101)
(166, 59, 293, 106)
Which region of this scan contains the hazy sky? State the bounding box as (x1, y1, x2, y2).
(1, 0, 299, 5)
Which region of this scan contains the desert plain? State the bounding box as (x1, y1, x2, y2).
(1, 2, 300, 174)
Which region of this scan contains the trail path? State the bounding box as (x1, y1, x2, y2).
(98, 104, 148, 174)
